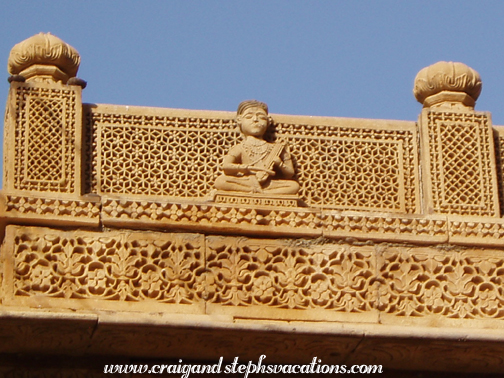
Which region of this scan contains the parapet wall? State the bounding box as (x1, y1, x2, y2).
(4, 80, 504, 246)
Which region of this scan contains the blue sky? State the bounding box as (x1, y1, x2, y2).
(2, 1, 504, 184)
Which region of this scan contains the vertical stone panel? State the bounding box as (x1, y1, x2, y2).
(420, 109, 499, 216)
(4, 82, 82, 195)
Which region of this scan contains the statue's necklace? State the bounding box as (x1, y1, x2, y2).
(243, 138, 270, 165)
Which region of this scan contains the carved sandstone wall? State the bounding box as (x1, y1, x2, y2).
(2, 33, 504, 375)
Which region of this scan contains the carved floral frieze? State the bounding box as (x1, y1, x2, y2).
(205, 236, 376, 314)
(5, 227, 205, 310)
(378, 245, 504, 319)
(4, 225, 504, 325)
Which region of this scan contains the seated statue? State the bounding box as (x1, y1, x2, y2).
(215, 100, 300, 195)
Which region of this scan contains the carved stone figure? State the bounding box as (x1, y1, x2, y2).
(214, 100, 299, 194)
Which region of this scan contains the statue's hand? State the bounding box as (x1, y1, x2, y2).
(248, 166, 275, 176)
(256, 171, 269, 184)
(249, 166, 275, 184)
(272, 156, 282, 167)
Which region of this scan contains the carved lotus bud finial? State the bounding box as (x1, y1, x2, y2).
(413, 61, 482, 109)
(8, 32, 81, 84)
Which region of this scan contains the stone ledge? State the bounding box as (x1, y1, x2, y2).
(323, 211, 448, 244)
(101, 197, 323, 238)
(1, 192, 100, 228)
(448, 215, 504, 246)
(5, 194, 504, 247)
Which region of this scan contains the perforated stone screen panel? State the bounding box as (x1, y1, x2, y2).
(10, 84, 78, 193)
(85, 106, 419, 213)
(423, 111, 499, 216)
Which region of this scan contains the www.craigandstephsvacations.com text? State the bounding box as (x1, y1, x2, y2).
(104, 355, 383, 376)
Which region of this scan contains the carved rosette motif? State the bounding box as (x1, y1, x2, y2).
(6, 195, 99, 219)
(449, 218, 504, 245)
(324, 213, 448, 242)
(102, 199, 323, 237)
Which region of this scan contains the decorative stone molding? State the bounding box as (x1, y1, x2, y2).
(213, 192, 300, 207)
(414, 61, 482, 109)
(205, 234, 378, 322)
(323, 212, 448, 244)
(101, 197, 324, 238)
(4, 225, 504, 326)
(8, 33, 80, 84)
(7, 194, 504, 246)
(2, 226, 205, 313)
(448, 216, 504, 246)
(377, 244, 504, 320)
(3, 194, 100, 227)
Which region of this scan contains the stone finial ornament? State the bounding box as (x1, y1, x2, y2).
(7, 32, 81, 84)
(413, 61, 482, 109)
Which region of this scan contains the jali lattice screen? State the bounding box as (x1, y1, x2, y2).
(85, 107, 418, 213)
(10, 83, 78, 193)
(425, 111, 499, 216)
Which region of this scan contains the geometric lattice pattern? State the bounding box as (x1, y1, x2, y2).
(427, 111, 498, 216)
(495, 133, 504, 216)
(273, 124, 416, 212)
(14, 85, 76, 192)
(25, 97, 65, 183)
(290, 136, 405, 211)
(94, 116, 237, 196)
(87, 108, 418, 212)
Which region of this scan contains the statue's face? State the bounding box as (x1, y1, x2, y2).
(238, 107, 268, 137)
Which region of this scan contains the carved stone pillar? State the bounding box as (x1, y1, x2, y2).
(414, 62, 500, 217)
(1, 33, 99, 227)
